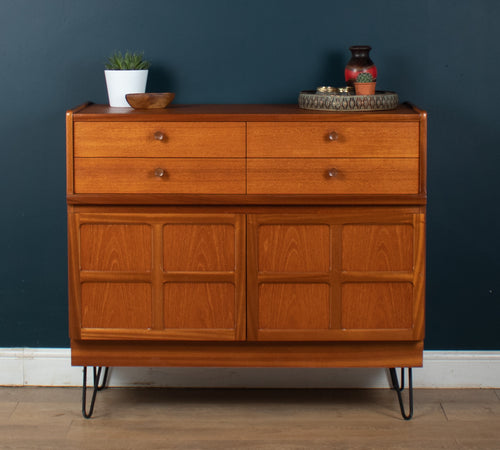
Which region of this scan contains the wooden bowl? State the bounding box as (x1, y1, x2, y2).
(126, 93, 175, 109)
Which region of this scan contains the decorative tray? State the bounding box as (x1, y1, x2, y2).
(298, 90, 398, 112)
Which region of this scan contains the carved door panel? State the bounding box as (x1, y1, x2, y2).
(161, 217, 245, 340)
(69, 210, 245, 341)
(247, 208, 425, 341)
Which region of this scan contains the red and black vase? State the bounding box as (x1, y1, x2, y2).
(345, 45, 377, 86)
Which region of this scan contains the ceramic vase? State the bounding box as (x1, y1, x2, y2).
(345, 46, 377, 86)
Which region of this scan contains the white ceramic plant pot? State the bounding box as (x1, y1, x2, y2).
(104, 70, 148, 107)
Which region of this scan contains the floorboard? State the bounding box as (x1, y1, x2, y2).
(0, 387, 499, 449)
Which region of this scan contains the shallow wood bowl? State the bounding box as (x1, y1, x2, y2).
(126, 93, 175, 109)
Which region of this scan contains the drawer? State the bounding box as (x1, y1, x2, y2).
(74, 158, 246, 194)
(247, 158, 419, 194)
(74, 122, 246, 158)
(247, 122, 419, 158)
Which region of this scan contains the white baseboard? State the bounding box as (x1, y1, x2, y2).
(1, 348, 499, 388)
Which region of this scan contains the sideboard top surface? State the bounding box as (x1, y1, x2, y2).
(70, 103, 425, 122)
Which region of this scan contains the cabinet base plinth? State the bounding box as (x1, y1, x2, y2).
(71, 340, 423, 368)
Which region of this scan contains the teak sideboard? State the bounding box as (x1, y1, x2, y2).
(66, 103, 427, 418)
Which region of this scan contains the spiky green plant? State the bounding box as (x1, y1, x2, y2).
(105, 51, 151, 70)
(355, 72, 374, 83)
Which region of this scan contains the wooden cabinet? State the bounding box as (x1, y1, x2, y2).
(67, 103, 426, 370)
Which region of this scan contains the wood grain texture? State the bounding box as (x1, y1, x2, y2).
(341, 282, 413, 329)
(71, 103, 423, 122)
(148, 223, 163, 334)
(71, 211, 246, 341)
(342, 224, 413, 271)
(254, 327, 419, 342)
(65, 110, 74, 196)
(247, 209, 424, 341)
(415, 104, 428, 195)
(164, 282, 235, 329)
(66, 103, 89, 196)
(81, 282, 152, 329)
(74, 122, 246, 158)
(258, 283, 330, 330)
(74, 158, 246, 194)
(247, 122, 419, 158)
(258, 224, 330, 272)
(70, 340, 424, 367)
(80, 224, 152, 272)
(67, 206, 82, 339)
(67, 193, 427, 206)
(79, 328, 237, 341)
(412, 212, 426, 341)
(161, 214, 246, 340)
(163, 224, 235, 271)
(247, 158, 419, 195)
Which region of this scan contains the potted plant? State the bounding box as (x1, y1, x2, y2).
(354, 72, 376, 95)
(104, 51, 151, 107)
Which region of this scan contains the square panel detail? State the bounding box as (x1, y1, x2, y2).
(258, 283, 330, 329)
(80, 224, 152, 272)
(342, 224, 413, 271)
(164, 283, 235, 329)
(163, 224, 236, 272)
(258, 225, 330, 273)
(341, 282, 413, 329)
(81, 282, 152, 329)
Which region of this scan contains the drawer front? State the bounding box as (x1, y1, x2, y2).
(247, 158, 419, 195)
(74, 158, 246, 194)
(74, 122, 246, 158)
(247, 122, 419, 158)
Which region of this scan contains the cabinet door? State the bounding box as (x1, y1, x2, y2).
(247, 208, 425, 341)
(69, 210, 245, 341)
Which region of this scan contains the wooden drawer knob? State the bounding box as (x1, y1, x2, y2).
(326, 168, 338, 178)
(154, 131, 166, 141)
(327, 131, 338, 141)
(154, 168, 166, 177)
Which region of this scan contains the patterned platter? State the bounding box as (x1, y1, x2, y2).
(298, 90, 399, 112)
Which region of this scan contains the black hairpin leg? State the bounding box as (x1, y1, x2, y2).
(82, 366, 110, 419)
(389, 367, 413, 420)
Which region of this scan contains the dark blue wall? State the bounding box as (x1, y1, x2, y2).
(1, 0, 499, 348)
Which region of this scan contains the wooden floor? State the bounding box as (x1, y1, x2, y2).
(0, 387, 499, 449)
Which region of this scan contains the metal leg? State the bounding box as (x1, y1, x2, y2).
(82, 366, 109, 419)
(97, 366, 110, 391)
(389, 367, 413, 420)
